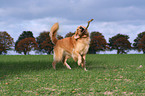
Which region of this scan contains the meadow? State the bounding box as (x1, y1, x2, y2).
(0, 54, 145, 95)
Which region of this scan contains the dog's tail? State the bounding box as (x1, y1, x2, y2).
(49, 23, 59, 44)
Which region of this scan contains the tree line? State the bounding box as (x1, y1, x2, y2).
(0, 30, 145, 55)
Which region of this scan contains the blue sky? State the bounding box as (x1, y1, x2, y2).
(1, 0, 145, 54)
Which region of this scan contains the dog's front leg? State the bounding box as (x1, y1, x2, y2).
(77, 54, 82, 66)
(62, 56, 71, 69)
(81, 54, 87, 71)
(72, 51, 82, 66)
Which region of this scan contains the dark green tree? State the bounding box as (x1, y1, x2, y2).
(57, 35, 63, 40)
(15, 31, 35, 54)
(65, 32, 75, 38)
(109, 34, 131, 54)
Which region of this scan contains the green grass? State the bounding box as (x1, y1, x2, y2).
(0, 54, 145, 95)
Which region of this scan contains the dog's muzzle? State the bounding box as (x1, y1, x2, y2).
(80, 26, 85, 32)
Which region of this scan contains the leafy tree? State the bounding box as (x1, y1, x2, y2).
(36, 31, 63, 54)
(15, 31, 34, 50)
(57, 35, 63, 40)
(15, 31, 35, 54)
(0, 31, 14, 55)
(16, 37, 38, 55)
(65, 32, 75, 38)
(136, 35, 145, 54)
(89, 31, 109, 54)
(90, 31, 102, 39)
(36, 31, 53, 54)
(133, 31, 145, 54)
(109, 34, 131, 54)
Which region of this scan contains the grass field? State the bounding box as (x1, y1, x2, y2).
(0, 54, 145, 95)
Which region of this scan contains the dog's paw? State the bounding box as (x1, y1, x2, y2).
(66, 64, 71, 69)
(78, 60, 82, 66)
(84, 68, 88, 71)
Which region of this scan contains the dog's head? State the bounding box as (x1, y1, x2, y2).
(74, 25, 89, 39)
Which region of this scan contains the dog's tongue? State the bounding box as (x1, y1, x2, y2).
(74, 34, 80, 39)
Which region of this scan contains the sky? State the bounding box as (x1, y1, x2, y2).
(1, 0, 145, 54)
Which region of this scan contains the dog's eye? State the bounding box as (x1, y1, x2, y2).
(79, 26, 84, 32)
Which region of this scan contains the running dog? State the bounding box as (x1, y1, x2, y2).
(49, 19, 93, 71)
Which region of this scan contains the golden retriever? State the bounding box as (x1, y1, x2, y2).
(49, 19, 93, 71)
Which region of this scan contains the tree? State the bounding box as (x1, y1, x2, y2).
(36, 32, 53, 54)
(65, 32, 75, 38)
(15, 31, 35, 54)
(133, 31, 145, 54)
(16, 37, 38, 55)
(36, 32, 63, 54)
(109, 34, 131, 54)
(136, 35, 145, 54)
(15, 31, 34, 49)
(57, 35, 63, 40)
(89, 31, 109, 54)
(0, 31, 14, 55)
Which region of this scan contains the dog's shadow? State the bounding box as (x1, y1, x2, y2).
(55, 59, 117, 70)
(86, 60, 120, 70)
(86, 60, 106, 70)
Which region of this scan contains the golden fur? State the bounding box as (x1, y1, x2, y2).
(50, 23, 90, 71)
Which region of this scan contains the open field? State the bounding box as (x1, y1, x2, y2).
(0, 54, 145, 95)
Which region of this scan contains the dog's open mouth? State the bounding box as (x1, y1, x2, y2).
(79, 26, 88, 37)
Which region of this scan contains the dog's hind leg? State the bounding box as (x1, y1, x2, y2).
(52, 47, 63, 70)
(52, 52, 58, 70)
(62, 56, 71, 69)
(52, 61, 57, 70)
